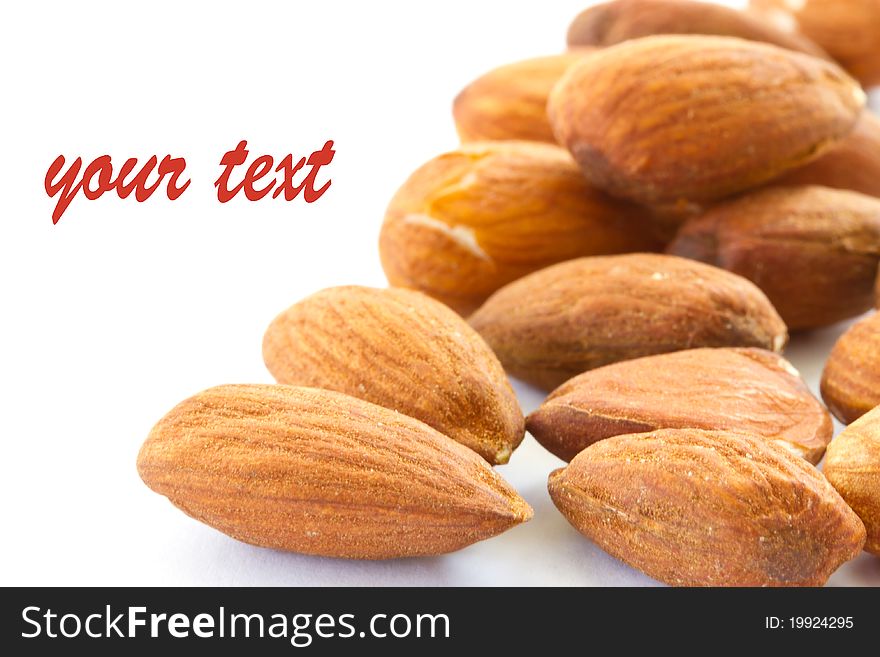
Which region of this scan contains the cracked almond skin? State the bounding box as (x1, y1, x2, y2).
(262, 286, 523, 465)
(137, 385, 533, 559)
(751, 0, 880, 87)
(567, 0, 827, 58)
(468, 253, 788, 390)
(773, 112, 880, 199)
(453, 51, 593, 143)
(549, 428, 866, 586)
(821, 312, 880, 424)
(824, 406, 880, 555)
(379, 141, 663, 315)
(668, 185, 880, 330)
(548, 35, 865, 206)
(527, 348, 831, 464)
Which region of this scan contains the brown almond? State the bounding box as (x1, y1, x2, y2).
(773, 112, 880, 199)
(568, 0, 827, 58)
(379, 141, 663, 315)
(751, 0, 880, 87)
(527, 348, 831, 463)
(262, 286, 523, 465)
(549, 428, 866, 586)
(821, 312, 880, 424)
(668, 185, 880, 330)
(453, 51, 593, 143)
(824, 405, 880, 555)
(137, 385, 533, 559)
(469, 253, 788, 390)
(548, 35, 865, 206)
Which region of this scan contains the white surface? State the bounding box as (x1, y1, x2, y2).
(1, 0, 878, 586)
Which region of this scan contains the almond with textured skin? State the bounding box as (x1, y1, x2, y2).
(548, 35, 865, 206)
(668, 185, 880, 330)
(751, 0, 880, 87)
(263, 286, 523, 465)
(773, 112, 880, 199)
(453, 52, 593, 143)
(527, 348, 831, 463)
(469, 253, 788, 390)
(568, 0, 827, 58)
(137, 385, 533, 558)
(549, 428, 866, 586)
(824, 406, 880, 554)
(821, 312, 880, 424)
(379, 141, 663, 315)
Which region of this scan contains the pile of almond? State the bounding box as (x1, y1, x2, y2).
(139, 0, 880, 586)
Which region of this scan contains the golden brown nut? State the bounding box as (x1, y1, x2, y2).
(262, 286, 523, 464)
(453, 51, 593, 143)
(548, 35, 865, 206)
(824, 405, 880, 555)
(821, 312, 880, 424)
(469, 253, 788, 390)
(549, 428, 865, 586)
(138, 385, 533, 559)
(527, 348, 831, 463)
(668, 185, 880, 330)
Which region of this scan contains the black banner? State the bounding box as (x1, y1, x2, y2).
(1, 587, 876, 653)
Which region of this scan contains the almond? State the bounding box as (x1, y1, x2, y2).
(821, 312, 880, 424)
(548, 428, 866, 586)
(548, 35, 865, 206)
(668, 185, 880, 330)
(751, 0, 880, 87)
(453, 51, 593, 143)
(527, 348, 831, 464)
(469, 253, 788, 390)
(262, 286, 523, 465)
(568, 0, 827, 58)
(824, 405, 880, 555)
(137, 384, 533, 558)
(379, 141, 663, 315)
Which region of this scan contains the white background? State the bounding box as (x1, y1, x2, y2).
(1, 0, 878, 586)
